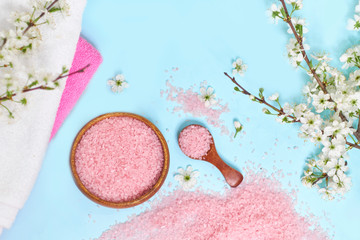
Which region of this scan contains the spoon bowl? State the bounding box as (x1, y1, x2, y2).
(178, 124, 243, 187)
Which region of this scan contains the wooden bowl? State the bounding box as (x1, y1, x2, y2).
(70, 112, 170, 208)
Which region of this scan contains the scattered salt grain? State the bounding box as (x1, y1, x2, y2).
(75, 117, 164, 202)
(179, 125, 213, 159)
(162, 81, 230, 134)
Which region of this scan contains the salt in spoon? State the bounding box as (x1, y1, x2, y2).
(178, 124, 243, 187)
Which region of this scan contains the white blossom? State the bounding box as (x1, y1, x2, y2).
(286, 38, 310, 67)
(8, 12, 31, 29)
(301, 176, 314, 188)
(282, 102, 294, 115)
(299, 112, 322, 133)
(107, 74, 128, 93)
(234, 121, 241, 129)
(329, 171, 351, 195)
(356, 0, 360, 13)
(59, 0, 71, 15)
(268, 93, 279, 101)
(233, 120, 243, 138)
(323, 120, 354, 138)
(311, 91, 334, 113)
(349, 69, 360, 85)
(339, 45, 360, 69)
(322, 137, 346, 160)
(198, 87, 217, 108)
(311, 53, 331, 62)
(287, 17, 308, 35)
(318, 188, 335, 200)
(267, 4, 282, 24)
(174, 166, 199, 191)
(232, 58, 247, 76)
(347, 15, 360, 31)
(285, 0, 303, 10)
(309, 131, 327, 144)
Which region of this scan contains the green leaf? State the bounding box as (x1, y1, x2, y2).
(280, 7, 286, 18)
(259, 88, 264, 99)
(20, 43, 32, 53)
(49, 7, 61, 13)
(6, 90, 13, 98)
(42, 87, 55, 90)
(309, 60, 314, 68)
(355, 21, 360, 29)
(234, 86, 240, 92)
(298, 25, 303, 36)
(263, 108, 271, 114)
(20, 98, 27, 105)
(28, 80, 38, 88)
(62, 66, 69, 74)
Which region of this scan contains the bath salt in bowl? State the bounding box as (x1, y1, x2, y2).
(70, 112, 169, 208)
(178, 125, 213, 159)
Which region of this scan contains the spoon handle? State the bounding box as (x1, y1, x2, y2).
(206, 152, 243, 188)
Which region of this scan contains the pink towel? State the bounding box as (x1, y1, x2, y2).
(50, 37, 102, 140)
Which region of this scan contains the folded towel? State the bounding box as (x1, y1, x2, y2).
(0, 0, 87, 235)
(50, 37, 103, 140)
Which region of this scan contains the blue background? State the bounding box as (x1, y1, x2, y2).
(2, 0, 360, 239)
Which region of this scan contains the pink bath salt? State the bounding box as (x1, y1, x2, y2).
(75, 116, 164, 202)
(179, 125, 213, 159)
(94, 172, 329, 240)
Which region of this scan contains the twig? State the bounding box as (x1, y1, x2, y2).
(312, 174, 327, 186)
(0, 38, 7, 51)
(346, 141, 360, 149)
(0, 64, 90, 101)
(224, 72, 299, 122)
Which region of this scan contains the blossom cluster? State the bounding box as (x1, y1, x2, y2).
(0, 0, 71, 118)
(228, 0, 360, 200)
(347, 0, 360, 31)
(268, 0, 360, 199)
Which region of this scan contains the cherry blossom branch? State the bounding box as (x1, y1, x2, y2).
(224, 72, 299, 122)
(23, 0, 59, 35)
(0, 0, 60, 51)
(225, 71, 360, 149)
(0, 64, 90, 102)
(279, 0, 348, 123)
(279, 0, 325, 92)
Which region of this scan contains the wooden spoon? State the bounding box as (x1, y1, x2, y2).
(178, 124, 243, 188)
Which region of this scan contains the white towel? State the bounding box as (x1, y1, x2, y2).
(0, 0, 86, 235)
